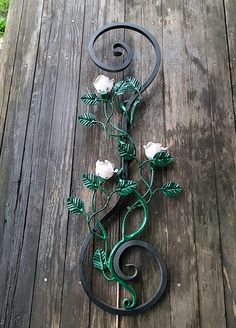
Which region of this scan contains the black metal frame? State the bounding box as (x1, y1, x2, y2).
(79, 22, 167, 316)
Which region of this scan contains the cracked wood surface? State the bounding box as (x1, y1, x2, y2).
(0, 0, 235, 327)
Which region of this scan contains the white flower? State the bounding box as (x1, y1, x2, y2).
(95, 160, 117, 179)
(143, 142, 168, 159)
(93, 75, 114, 94)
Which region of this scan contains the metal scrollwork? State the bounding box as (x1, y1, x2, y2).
(67, 22, 182, 315)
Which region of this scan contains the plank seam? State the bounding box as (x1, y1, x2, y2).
(222, 0, 236, 130)
(161, 0, 171, 324)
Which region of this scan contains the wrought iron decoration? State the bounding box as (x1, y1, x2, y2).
(67, 22, 183, 315)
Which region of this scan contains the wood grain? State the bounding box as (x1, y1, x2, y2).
(0, 0, 235, 327)
(28, 1, 86, 327)
(162, 2, 200, 326)
(138, 2, 171, 327)
(0, 0, 25, 148)
(3, 0, 68, 326)
(0, 0, 45, 326)
(203, 0, 236, 326)
(120, 1, 170, 328)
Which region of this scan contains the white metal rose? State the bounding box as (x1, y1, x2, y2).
(95, 160, 117, 179)
(143, 142, 168, 160)
(93, 75, 114, 94)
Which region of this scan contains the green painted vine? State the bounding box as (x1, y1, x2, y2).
(67, 75, 183, 309)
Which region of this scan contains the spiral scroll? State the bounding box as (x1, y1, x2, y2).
(88, 22, 161, 129)
(78, 22, 168, 315)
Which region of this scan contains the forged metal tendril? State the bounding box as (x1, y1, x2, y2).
(67, 22, 183, 315)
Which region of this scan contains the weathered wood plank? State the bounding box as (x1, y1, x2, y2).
(0, 0, 41, 254)
(162, 1, 200, 327)
(181, 1, 226, 327)
(0, 0, 24, 148)
(138, 1, 171, 326)
(0, 0, 45, 326)
(202, 0, 236, 326)
(28, 0, 86, 327)
(59, 1, 102, 327)
(120, 1, 170, 327)
(0, 0, 25, 288)
(0, 0, 73, 327)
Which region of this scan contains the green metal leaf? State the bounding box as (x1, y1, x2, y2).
(112, 80, 128, 96)
(113, 77, 141, 96)
(78, 113, 96, 127)
(161, 182, 183, 197)
(151, 151, 174, 168)
(118, 179, 137, 196)
(67, 197, 85, 214)
(126, 77, 141, 92)
(82, 174, 105, 190)
(93, 248, 107, 271)
(113, 80, 124, 92)
(118, 140, 136, 160)
(112, 77, 141, 96)
(81, 93, 100, 105)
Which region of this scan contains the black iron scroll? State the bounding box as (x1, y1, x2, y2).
(78, 22, 167, 315)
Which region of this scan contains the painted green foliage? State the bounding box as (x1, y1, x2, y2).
(67, 197, 85, 214)
(78, 113, 97, 126)
(67, 76, 183, 309)
(93, 248, 107, 271)
(82, 174, 105, 190)
(151, 151, 174, 168)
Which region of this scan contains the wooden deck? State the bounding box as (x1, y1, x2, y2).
(0, 0, 236, 327)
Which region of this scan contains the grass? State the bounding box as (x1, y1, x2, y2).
(0, 0, 10, 37)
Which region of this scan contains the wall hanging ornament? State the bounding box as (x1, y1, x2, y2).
(67, 22, 183, 315)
